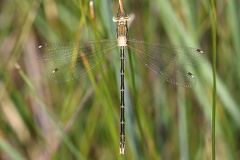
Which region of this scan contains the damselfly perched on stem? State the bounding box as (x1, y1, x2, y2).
(36, 1, 206, 155)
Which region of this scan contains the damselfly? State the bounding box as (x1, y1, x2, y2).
(36, 7, 206, 154)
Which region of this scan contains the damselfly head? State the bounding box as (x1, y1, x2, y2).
(112, 15, 130, 22)
(112, 13, 131, 23)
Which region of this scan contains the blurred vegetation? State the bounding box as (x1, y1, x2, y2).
(0, 0, 240, 159)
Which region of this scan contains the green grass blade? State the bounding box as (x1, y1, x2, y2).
(0, 138, 26, 160)
(209, 0, 217, 159)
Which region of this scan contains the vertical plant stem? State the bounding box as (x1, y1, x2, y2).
(209, 0, 217, 159)
(128, 49, 147, 159)
(119, 0, 125, 14)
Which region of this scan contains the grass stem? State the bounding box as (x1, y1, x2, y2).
(209, 0, 217, 159)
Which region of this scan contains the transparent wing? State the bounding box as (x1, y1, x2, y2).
(36, 40, 118, 82)
(127, 39, 206, 88)
(36, 40, 117, 60)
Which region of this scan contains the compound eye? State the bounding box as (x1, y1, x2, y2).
(112, 16, 118, 22)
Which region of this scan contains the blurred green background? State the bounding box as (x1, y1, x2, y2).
(0, 0, 240, 159)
